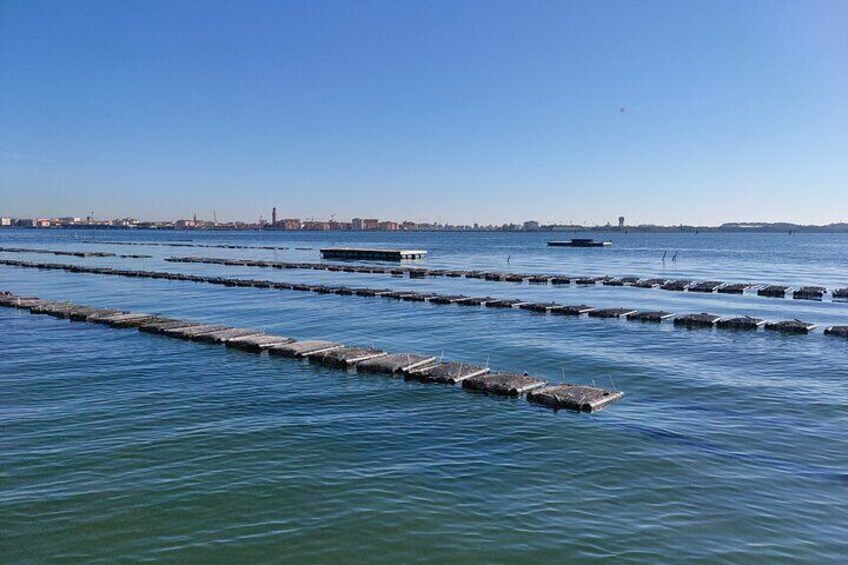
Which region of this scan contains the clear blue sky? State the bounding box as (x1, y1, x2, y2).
(1, 0, 846, 225)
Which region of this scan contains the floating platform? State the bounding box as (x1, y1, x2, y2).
(633, 278, 666, 289)
(661, 280, 692, 292)
(226, 334, 294, 352)
(718, 283, 752, 294)
(626, 311, 675, 322)
(456, 296, 495, 306)
(551, 304, 595, 316)
(485, 299, 526, 308)
(428, 295, 468, 305)
(75, 308, 125, 322)
(91, 312, 155, 326)
(758, 285, 789, 298)
(461, 372, 547, 396)
(400, 292, 438, 302)
(824, 326, 848, 338)
(793, 287, 825, 301)
(309, 346, 387, 368)
(405, 361, 489, 384)
(588, 307, 637, 319)
(716, 316, 766, 330)
(139, 319, 202, 334)
(689, 281, 723, 293)
(355, 352, 436, 375)
(519, 302, 561, 313)
(764, 320, 818, 334)
(547, 239, 611, 247)
(0, 291, 621, 416)
(164, 324, 230, 339)
(109, 314, 165, 328)
(527, 384, 624, 412)
(673, 313, 722, 327)
(268, 340, 343, 358)
(320, 248, 427, 261)
(193, 328, 263, 343)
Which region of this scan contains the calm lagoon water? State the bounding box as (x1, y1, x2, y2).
(1, 229, 847, 563)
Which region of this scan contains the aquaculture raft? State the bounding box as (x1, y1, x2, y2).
(356, 353, 437, 375)
(716, 316, 766, 330)
(1, 291, 624, 414)
(527, 384, 624, 412)
(4, 259, 846, 341)
(320, 248, 427, 261)
(764, 320, 818, 334)
(159, 256, 846, 304)
(405, 362, 489, 384)
(626, 311, 674, 322)
(673, 313, 722, 328)
(461, 372, 547, 396)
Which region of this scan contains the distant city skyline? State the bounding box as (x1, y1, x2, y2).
(2, 1, 846, 225)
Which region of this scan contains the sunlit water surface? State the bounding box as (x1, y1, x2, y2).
(1, 230, 846, 563)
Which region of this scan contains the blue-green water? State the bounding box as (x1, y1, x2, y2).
(1, 229, 847, 563)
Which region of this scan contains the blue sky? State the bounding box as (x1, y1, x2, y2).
(1, 0, 846, 225)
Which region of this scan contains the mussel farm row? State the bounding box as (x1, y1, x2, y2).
(0, 290, 622, 413)
(2, 259, 847, 340)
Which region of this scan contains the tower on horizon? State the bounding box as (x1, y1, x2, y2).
(272, 207, 277, 225)
(618, 216, 625, 228)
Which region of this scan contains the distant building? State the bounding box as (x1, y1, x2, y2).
(302, 220, 331, 230)
(618, 216, 625, 228)
(351, 218, 364, 230)
(272, 207, 277, 225)
(523, 220, 540, 231)
(0, 217, 11, 227)
(378, 221, 398, 231)
(34, 218, 51, 228)
(362, 218, 379, 230)
(401, 221, 418, 231)
(280, 218, 301, 230)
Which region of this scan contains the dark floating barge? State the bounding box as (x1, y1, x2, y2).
(320, 247, 427, 261)
(547, 239, 612, 247)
